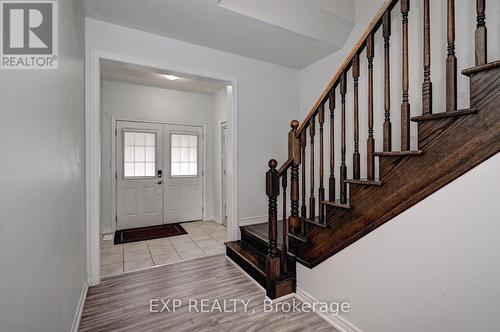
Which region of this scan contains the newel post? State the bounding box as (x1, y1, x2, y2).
(288, 120, 302, 235)
(266, 159, 280, 282)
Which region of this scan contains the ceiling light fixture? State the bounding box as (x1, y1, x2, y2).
(163, 75, 179, 81)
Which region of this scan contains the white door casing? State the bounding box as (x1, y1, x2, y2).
(116, 121, 163, 229)
(163, 124, 203, 223)
(221, 122, 228, 226)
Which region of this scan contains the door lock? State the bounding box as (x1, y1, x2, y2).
(157, 181, 163, 185)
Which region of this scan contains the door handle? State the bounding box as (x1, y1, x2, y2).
(157, 181, 163, 185)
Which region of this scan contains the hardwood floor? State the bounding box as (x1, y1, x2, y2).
(80, 255, 336, 332)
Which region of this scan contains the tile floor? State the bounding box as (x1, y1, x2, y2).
(100, 220, 227, 277)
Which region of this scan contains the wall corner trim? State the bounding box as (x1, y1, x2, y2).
(295, 287, 363, 332)
(71, 281, 89, 332)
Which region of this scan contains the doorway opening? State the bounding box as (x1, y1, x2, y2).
(97, 59, 234, 277)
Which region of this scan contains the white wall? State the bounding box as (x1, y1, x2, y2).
(296, 1, 500, 331)
(0, 1, 86, 331)
(297, 153, 500, 332)
(212, 86, 231, 223)
(86, 18, 300, 224)
(101, 80, 219, 232)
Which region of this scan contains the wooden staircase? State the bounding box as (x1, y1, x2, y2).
(226, 0, 500, 299)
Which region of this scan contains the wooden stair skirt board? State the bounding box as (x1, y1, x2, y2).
(288, 63, 500, 268)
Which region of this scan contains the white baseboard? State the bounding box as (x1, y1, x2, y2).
(239, 214, 284, 227)
(295, 288, 363, 332)
(71, 281, 89, 332)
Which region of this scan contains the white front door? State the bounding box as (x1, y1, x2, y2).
(116, 121, 163, 230)
(163, 124, 203, 223)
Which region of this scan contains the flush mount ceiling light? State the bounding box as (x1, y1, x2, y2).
(163, 75, 179, 80)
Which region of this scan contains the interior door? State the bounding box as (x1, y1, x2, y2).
(164, 124, 203, 223)
(116, 121, 163, 230)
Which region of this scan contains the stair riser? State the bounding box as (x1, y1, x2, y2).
(226, 246, 267, 289)
(241, 227, 297, 275)
(241, 228, 269, 255)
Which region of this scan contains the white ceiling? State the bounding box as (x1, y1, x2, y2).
(83, 0, 355, 69)
(101, 59, 230, 95)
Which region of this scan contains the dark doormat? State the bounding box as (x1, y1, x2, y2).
(114, 223, 187, 245)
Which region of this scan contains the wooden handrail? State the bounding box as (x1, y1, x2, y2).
(296, 0, 399, 137)
(278, 158, 293, 177)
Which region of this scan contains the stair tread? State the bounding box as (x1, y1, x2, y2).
(225, 241, 266, 276)
(411, 109, 477, 122)
(303, 217, 328, 228)
(462, 60, 500, 76)
(374, 150, 423, 157)
(288, 232, 308, 243)
(345, 178, 383, 186)
(322, 199, 351, 209)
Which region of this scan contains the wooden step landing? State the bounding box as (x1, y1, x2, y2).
(322, 199, 350, 209)
(411, 109, 477, 122)
(303, 217, 327, 228)
(462, 60, 500, 76)
(345, 178, 383, 186)
(374, 150, 423, 157)
(288, 232, 308, 243)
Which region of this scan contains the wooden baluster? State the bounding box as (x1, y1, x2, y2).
(328, 88, 336, 201)
(300, 130, 307, 219)
(352, 53, 361, 180)
(367, 33, 375, 180)
(281, 171, 287, 274)
(446, 0, 457, 112)
(266, 159, 280, 282)
(318, 104, 325, 225)
(288, 121, 302, 235)
(475, 0, 487, 66)
(401, 0, 411, 151)
(422, 0, 433, 115)
(340, 73, 348, 204)
(309, 115, 316, 219)
(383, 11, 392, 151)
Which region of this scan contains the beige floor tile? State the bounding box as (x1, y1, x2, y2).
(169, 234, 191, 242)
(194, 238, 221, 249)
(100, 241, 116, 249)
(100, 252, 123, 265)
(123, 241, 149, 252)
(101, 262, 123, 277)
(146, 238, 171, 247)
(101, 245, 123, 256)
(124, 257, 154, 272)
(178, 248, 206, 260)
(202, 245, 225, 256)
(124, 248, 151, 262)
(171, 239, 198, 252)
(213, 234, 227, 243)
(148, 244, 177, 256)
(188, 230, 212, 241)
(152, 253, 182, 266)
